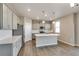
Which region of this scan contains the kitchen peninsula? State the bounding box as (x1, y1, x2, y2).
(0, 30, 22, 56)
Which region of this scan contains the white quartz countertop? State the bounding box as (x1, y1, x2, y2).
(35, 33, 60, 36)
(0, 35, 22, 44)
(12, 36, 22, 43)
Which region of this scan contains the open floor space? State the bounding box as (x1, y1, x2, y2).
(19, 40, 79, 56)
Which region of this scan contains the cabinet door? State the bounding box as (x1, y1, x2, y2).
(13, 38, 22, 56)
(17, 38, 22, 52)
(7, 8, 12, 29)
(13, 41, 17, 56)
(12, 13, 17, 29)
(3, 4, 8, 29)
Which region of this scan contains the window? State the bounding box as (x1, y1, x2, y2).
(54, 20, 60, 33)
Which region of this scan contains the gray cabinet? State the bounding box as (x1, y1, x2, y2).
(0, 36, 22, 56)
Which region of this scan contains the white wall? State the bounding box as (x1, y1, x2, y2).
(75, 13, 79, 46)
(59, 14, 75, 46)
(24, 17, 32, 42)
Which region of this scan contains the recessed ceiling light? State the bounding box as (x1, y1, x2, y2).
(42, 21, 45, 23)
(45, 14, 47, 17)
(27, 8, 31, 12)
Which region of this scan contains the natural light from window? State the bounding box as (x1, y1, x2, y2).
(54, 20, 60, 33)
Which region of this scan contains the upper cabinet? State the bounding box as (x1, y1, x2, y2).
(7, 6, 13, 29)
(0, 4, 17, 29)
(12, 13, 17, 29)
(3, 4, 8, 29)
(3, 4, 13, 29)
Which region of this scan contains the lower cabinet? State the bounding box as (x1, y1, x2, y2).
(0, 36, 22, 56)
(13, 37, 22, 56)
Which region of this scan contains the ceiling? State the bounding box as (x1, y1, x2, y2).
(6, 3, 79, 21)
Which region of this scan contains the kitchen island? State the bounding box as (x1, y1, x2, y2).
(35, 33, 59, 47)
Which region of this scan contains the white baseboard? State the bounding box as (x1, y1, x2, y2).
(58, 39, 75, 46)
(75, 44, 79, 46)
(24, 38, 32, 43)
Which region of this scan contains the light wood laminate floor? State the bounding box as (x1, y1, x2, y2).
(18, 40, 79, 56)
